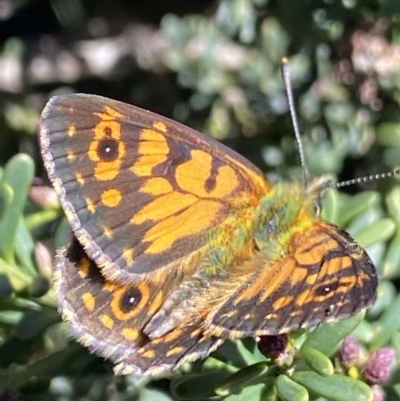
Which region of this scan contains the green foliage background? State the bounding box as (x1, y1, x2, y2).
(0, 0, 400, 400)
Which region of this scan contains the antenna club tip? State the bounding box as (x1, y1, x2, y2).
(282, 56, 289, 64)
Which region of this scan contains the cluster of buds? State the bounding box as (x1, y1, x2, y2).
(340, 336, 396, 400)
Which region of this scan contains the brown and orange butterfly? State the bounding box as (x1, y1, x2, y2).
(39, 93, 377, 376)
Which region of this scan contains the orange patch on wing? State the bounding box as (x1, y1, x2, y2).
(103, 226, 113, 238)
(122, 328, 140, 341)
(103, 281, 117, 292)
(75, 172, 85, 185)
(131, 129, 169, 177)
(244, 259, 296, 304)
(122, 248, 134, 265)
(103, 226, 114, 238)
(190, 328, 202, 338)
(164, 329, 183, 342)
(82, 292, 96, 311)
(224, 153, 270, 193)
(320, 255, 345, 281)
(131, 192, 198, 225)
(139, 177, 173, 195)
(141, 349, 155, 358)
(67, 151, 76, 161)
(272, 296, 293, 310)
(101, 188, 122, 207)
(86, 198, 95, 213)
(100, 314, 114, 329)
(78, 257, 91, 278)
(147, 291, 163, 316)
(153, 121, 167, 132)
(296, 289, 314, 306)
(95, 106, 123, 120)
(175, 149, 238, 198)
(290, 266, 309, 287)
(166, 346, 185, 357)
(143, 199, 220, 254)
(295, 238, 337, 266)
(68, 125, 76, 137)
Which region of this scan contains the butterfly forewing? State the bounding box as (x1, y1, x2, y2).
(40, 94, 269, 283)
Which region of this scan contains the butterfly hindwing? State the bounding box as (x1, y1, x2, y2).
(206, 221, 377, 338)
(55, 239, 221, 375)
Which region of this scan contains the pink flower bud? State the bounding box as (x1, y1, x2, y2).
(362, 347, 396, 384)
(340, 336, 361, 367)
(371, 385, 385, 401)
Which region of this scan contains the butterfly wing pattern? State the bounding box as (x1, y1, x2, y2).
(40, 94, 377, 375)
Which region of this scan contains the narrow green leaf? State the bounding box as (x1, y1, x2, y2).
(0, 274, 13, 300)
(386, 186, 400, 224)
(292, 371, 372, 401)
(300, 347, 334, 376)
(0, 154, 34, 263)
(376, 122, 400, 146)
(370, 292, 400, 349)
(335, 192, 379, 227)
(0, 183, 13, 221)
(14, 219, 36, 276)
(29, 275, 51, 298)
(224, 382, 271, 401)
(382, 229, 400, 278)
(275, 374, 309, 401)
(321, 187, 340, 224)
(301, 312, 364, 356)
(171, 372, 229, 400)
(353, 218, 395, 249)
(215, 362, 269, 396)
(14, 308, 60, 340)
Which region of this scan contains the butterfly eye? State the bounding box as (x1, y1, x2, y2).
(266, 219, 277, 235)
(120, 287, 142, 313)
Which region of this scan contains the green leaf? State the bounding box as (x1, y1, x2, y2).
(224, 382, 272, 401)
(292, 371, 372, 401)
(334, 192, 380, 227)
(215, 362, 270, 396)
(300, 312, 364, 356)
(275, 374, 309, 401)
(299, 347, 334, 376)
(14, 308, 60, 340)
(28, 275, 51, 298)
(376, 122, 400, 146)
(382, 229, 400, 279)
(386, 186, 400, 225)
(0, 154, 34, 263)
(353, 218, 395, 249)
(171, 372, 230, 400)
(370, 292, 400, 349)
(0, 274, 13, 300)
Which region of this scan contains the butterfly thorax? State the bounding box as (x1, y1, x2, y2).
(191, 177, 328, 283)
(252, 177, 328, 256)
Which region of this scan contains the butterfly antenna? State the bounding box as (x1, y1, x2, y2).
(335, 169, 400, 189)
(282, 57, 310, 186)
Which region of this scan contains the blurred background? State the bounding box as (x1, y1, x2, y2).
(1, 0, 400, 400)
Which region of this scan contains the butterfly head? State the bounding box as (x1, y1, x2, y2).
(304, 175, 334, 216)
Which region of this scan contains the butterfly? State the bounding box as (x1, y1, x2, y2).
(39, 93, 377, 376)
